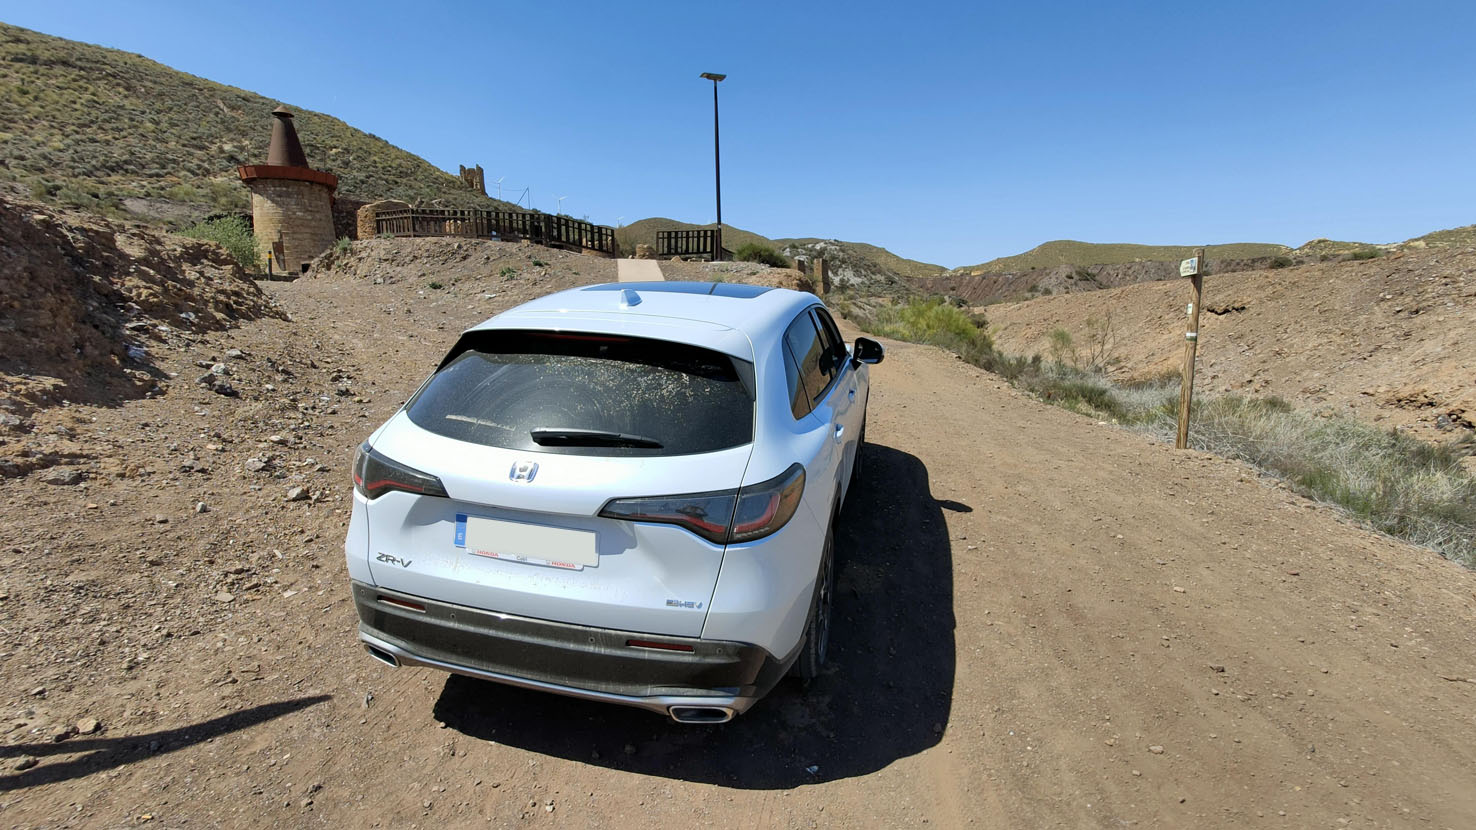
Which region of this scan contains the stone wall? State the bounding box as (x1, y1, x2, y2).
(247, 178, 335, 274)
(334, 196, 366, 241)
(355, 199, 410, 241)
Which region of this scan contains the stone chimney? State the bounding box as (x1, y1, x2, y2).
(238, 107, 338, 274)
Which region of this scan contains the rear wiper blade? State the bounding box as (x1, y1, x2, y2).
(530, 427, 664, 449)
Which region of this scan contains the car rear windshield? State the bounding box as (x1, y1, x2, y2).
(405, 331, 755, 456)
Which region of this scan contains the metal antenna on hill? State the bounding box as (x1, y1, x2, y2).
(557, 196, 568, 216)
(495, 176, 505, 201)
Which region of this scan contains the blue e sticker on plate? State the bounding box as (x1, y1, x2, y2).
(453, 514, 467, 547)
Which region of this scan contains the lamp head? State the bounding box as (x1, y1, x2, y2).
(700, 72, 727, 82)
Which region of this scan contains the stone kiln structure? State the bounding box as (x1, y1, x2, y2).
(238, 107, 338, 274)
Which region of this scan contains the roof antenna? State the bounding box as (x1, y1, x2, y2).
(619, 288, 642, 307)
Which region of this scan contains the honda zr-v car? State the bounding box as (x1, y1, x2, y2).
(343, 281, 883, 722)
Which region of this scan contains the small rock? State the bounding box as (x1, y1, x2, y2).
(225, 349, 244, 359)
(214, 591, 235, 603)
(76, 717, 100, 734)
(244, 458, 269, 473)
(1148, 745, 1164, 754)
(13, 755, 37, 771)
(30, 686, 45, 697)
(195, 502, 209, 514)
(154, 514, 169, 524)
(1172, 586, 1186, 593)
(285, 487, 309, 502)
(210, 363, 230, 376)
(39, 467, 83, 486)
(268, 434, 287, 444)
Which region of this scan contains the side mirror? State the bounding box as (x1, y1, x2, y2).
(853, 337, 884, 365)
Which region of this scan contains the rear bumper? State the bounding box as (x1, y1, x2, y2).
(351, 581, 788, 717)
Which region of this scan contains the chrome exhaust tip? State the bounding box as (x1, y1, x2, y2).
(668, 706, 734, 724)
(365, 644, 400, 668)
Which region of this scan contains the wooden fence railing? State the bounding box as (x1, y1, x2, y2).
(656, 228, 729, 261)
(374, 209, 615, 255)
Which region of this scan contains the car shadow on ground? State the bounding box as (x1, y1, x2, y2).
(0, 695, 331, 791)
(433, 442, 955, 789)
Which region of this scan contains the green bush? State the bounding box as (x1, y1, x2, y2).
(179, 215, 260, 272)
(733, 242, 789, 268)
(334, 237, 353, 255)
(1349, 248, 1382, 261)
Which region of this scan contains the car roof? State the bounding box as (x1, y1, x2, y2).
(465, 282, 822, 361)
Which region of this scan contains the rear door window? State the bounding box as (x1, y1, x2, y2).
(405, 332, 754, 456)
(783, 311, 830, 411)
(811, 307, 846, 381)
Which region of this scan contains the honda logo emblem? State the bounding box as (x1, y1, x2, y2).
(509, 460, 539, 483)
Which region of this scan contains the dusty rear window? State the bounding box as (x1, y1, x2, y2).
(405, 331, 754, 456)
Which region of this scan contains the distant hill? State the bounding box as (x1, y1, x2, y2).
(776, 238, 944, 281)
(0, 22, 516, 225)
(615, 218, 775, 257)
(958, 240, 1290, 275)
(1402, 224, 1476, 250)
(1289, 238, 1381, 259)
(616, 217, 941, 295)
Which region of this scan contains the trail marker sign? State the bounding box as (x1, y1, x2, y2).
(1176, 248, 1207, 449)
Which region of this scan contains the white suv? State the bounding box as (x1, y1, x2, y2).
(343, 281, 883, 722)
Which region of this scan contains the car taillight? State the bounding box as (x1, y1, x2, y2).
(353, 442, 448, 500)
(598, 463, 805, 545)
(729, 464, 805, 543)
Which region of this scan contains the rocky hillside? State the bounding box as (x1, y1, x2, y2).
(0, 23, 517, 226)
(958, 240, 1289, 274)
(983, 246, 1476, 443)
(0, 194, 287, 475)
(918, 255, 1289, 305)
(617, 217, 940, 296)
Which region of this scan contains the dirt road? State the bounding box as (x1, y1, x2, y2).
(3, 246, 1475, 828)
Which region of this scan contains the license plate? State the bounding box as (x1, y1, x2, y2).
(453, 514, 597, 571)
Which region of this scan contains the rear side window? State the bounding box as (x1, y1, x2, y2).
(812, 308, 847, 376)
(783, 312, 830, 413)
(406, 332, 754, 456)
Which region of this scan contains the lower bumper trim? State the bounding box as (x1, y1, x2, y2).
(359, 631, 754, 718)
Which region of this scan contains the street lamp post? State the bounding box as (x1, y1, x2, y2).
(700, 72, 726, 261)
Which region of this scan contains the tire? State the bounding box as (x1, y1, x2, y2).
(790, 520, 836, 682)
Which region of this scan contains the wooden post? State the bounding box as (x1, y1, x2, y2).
(1176, 247, 1206, 449)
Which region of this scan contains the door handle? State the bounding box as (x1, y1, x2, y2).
(848, 387, 856, 401)
(834, 424, 845, 443)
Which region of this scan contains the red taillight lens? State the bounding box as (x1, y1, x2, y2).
(353, 443, 449, 500)
(729, 464, 805, 544)
(598, 463, 805, 545)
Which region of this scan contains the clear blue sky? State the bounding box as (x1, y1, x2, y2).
(7, 1, 1476, 267)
